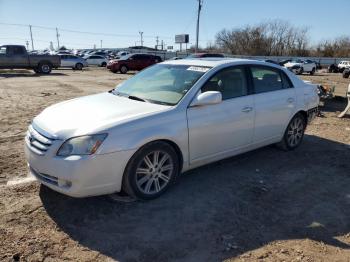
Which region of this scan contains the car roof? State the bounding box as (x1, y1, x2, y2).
(162, 58, 278, 68)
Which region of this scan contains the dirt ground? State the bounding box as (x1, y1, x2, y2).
(0, 68, 349, 262)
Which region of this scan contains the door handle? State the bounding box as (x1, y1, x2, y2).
(242, 106, 253, 113)
(287, 97, 294, 103)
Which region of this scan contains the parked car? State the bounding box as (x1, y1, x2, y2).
(117, 51, 130, 57)
(279, 59, 292, 66)
(343, 68, 350, 78)
(107, 53, 162, 73)
(338, 61, 350, 72)
(284, 59, 317, 75)
(186, 53, 225, 58)
(263, 59, 279, 65)
(25, 59, 319, 199)
(328, 63, 339, 73)
(59, 54, 88, 70)
(0, 45, 60, 74)
(85, 55, 108, 67)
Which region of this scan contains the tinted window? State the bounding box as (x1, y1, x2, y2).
(281, 72, 293, 89)
(8, 46, 24, 55)
(251, 66, 283, 93)
(202, 67, 248, 100)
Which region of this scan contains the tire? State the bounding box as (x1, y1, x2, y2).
(343, 71, 350, 79)
(101, 62, 107, 67)
(120, 65, 128, 74)
(38, 63, 52, 74)
(75, 63, 83, 70)
(310, 68, 316, 75)
(122, 141, 180, 200)
(297, 68, 304, 75)
(278, 113, 306, 151)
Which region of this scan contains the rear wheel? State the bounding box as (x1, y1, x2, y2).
(123, 141, 179, 200)
(38, 63, 52, 74)
(101, 62, 107, 67)
(120, 65, 128, 74)
(278, 113, 306, 151)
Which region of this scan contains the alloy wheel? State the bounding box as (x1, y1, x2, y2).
(135, 150, 174, 195)
(287, 117, 304, 147)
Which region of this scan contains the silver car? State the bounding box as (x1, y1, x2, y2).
(25, 59, 319, 200)
(59, 54, 88, 70)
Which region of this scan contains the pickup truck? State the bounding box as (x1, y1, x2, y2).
(0, 45, 60, 74)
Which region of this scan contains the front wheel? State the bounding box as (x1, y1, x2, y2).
(310, 68, 316, 75)
(120, 65, 128, 74)
(278, 113, 306, 151)
(75, 63, 83, 70)
(123, 141, 179, 200)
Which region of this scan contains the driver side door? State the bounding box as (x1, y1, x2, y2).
(187, 66, 255, 165)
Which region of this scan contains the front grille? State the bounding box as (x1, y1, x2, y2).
(30, 166, 58, 186)
(26, 125, 54, 155)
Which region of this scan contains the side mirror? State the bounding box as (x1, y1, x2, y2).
(190, 91, 222, 107)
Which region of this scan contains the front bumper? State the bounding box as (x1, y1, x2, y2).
(25, 136, 135, 197)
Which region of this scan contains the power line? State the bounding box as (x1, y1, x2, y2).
(0, 22, 172, 39)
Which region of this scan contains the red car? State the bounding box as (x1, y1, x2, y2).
(107, 53, 162, 74)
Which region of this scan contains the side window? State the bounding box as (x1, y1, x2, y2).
(201, 67, 248, 100)
(251, 66, 283, 93)
(280, 72, 294, 89)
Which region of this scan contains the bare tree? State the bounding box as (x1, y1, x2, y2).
(215, 19, 310, 56)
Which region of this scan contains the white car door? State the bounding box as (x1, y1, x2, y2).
(187, 66, 254, 163)
(250, 65, 296, 144)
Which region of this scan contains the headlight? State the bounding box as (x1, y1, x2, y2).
(57, 134, 107, 156)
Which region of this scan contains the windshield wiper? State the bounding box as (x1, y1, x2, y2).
(128, 95, 147, 102)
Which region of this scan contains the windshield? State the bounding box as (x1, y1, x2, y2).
(112, 64, 210, 105)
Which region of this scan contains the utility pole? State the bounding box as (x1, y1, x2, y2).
(195, 0, 203, 53)
(100, 40, 102, 48)
(56, 27, 60, 49)
(156, 36, 159, 50)
(139, 31, 144, 47)
(29, 25, 34, 51)
(25, 40, 29, 50)
(161, 40, 164, 50)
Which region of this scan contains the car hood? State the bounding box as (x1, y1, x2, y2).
(285, 62, 302, 67)
(33, 92, 170, 139)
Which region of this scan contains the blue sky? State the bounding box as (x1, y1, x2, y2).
(0, 0, 349, 50)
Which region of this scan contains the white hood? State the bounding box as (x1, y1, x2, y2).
(285, 62, 302, 68)
(33, 92, 169, 138)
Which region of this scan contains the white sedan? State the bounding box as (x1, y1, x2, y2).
(25, 59, 319, 199)
(84, 55, 108, 67)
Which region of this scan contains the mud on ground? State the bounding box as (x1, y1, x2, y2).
(0, 68, 350, 261)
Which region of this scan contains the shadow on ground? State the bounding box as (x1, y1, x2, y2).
(0, 70, 67, 78)
(40, 135, 350, 261)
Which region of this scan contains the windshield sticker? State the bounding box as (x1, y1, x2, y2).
(187, 66, 210, 73)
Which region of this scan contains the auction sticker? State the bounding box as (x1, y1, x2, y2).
(187, 66, 210, 73)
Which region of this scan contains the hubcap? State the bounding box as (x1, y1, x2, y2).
(136, 150, 173, 195)
(42, 65, 49, 72)
(287, 117, 304, 147)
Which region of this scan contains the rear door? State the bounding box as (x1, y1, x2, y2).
(60, 55, 68, 67)
(187, 66, 255, 163)
(249, 65, 296, 143)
